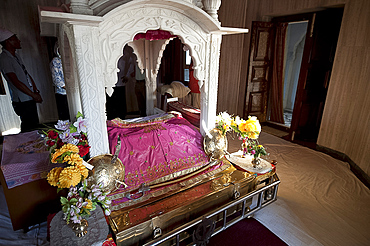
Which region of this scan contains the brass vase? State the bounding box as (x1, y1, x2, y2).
(69, 219, 88, 237)
(251, 157, 261, 169)
(203, 128, 228, 159)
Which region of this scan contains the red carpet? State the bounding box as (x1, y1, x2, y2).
(208, 218, 287, 246)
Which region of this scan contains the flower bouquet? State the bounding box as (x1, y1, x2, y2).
(45, 112, 90, 189)
(216, 112, 267, 162)
(44, 112, 111, 226)
(230, 116, 267, 161)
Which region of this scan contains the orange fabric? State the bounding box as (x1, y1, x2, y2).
(189, 67, 200, 93)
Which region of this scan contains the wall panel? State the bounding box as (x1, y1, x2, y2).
(218, 0, 370, 180)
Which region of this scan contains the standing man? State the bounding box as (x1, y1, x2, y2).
(50, 42, 70, 120)
(106, 44, 135, 120)
(0, 28, 42, 132)
(134, 61, 146, 117)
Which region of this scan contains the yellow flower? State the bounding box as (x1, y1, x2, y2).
(58, 166, 81, 188)
(51, 150, 63, 163)
(248, 131, 259, 139)
(75, 162, 89, 178)
(240, 116, 261, 139)
(47, 167, 63, 186)
(60, 143, 80, 154)
(51, 144, 80, 163)
(231, 119, 237, 127)
(83, 199, 93, 210)
(63, 153, 83, 166)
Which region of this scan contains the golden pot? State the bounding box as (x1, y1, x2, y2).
(86, 154, 125, 193)
(203, 128, 228, 160)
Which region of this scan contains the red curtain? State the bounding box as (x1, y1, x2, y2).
(134, 30, 176, 41)
(269, 23, 288, 124)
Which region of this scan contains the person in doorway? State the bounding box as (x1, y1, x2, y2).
(134, 62, 146, 117)
(0, 28, 42, 132)
(188, 60, 200, 108)
(106, 45, 135, 120)
(50, 41, 70, 120)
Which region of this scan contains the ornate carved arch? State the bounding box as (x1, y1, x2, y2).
(99, 5, 210, 94)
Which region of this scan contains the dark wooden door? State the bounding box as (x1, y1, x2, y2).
(244, 21, 274, 122)
(289, 9, 343, 141)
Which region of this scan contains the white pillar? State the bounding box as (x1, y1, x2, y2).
(200, 33, 222, 136)
(59, 26, 82, 121)
(64, 24, 109, 157)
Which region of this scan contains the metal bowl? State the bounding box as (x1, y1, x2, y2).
(86, 154, 125, 193)
(203, 128, 228, 160)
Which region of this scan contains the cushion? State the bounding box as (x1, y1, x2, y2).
(158, 81, 191, 98)
(170, 81, 191, 98)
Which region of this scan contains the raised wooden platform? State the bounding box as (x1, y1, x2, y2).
(108, 161, 279, 246)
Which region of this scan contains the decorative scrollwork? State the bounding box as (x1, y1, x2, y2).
(192, 217, 215, 246)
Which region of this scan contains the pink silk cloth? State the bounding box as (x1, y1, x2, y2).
(1, 130, 51, 189)
(107, 116, 209, 192)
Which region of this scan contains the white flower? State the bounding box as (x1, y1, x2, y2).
(55, 120, 70, 131)
(60, 129, 74, 143)
(73, 117, 88, 133)
(234, 116, 245, 125)
(70, 137, 79, 145)
(104, 208, 111, 216)
(216, 112, 230, 123)
(71, 215, 80, 224)
(216, 112, 233, 129)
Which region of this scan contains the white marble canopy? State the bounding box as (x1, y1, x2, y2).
(39, 0, 248, 157)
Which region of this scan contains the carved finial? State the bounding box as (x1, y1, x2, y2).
(70, 0, 93, 15)
(203, 0, 221, 22)
(193, 0, 204, 8)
